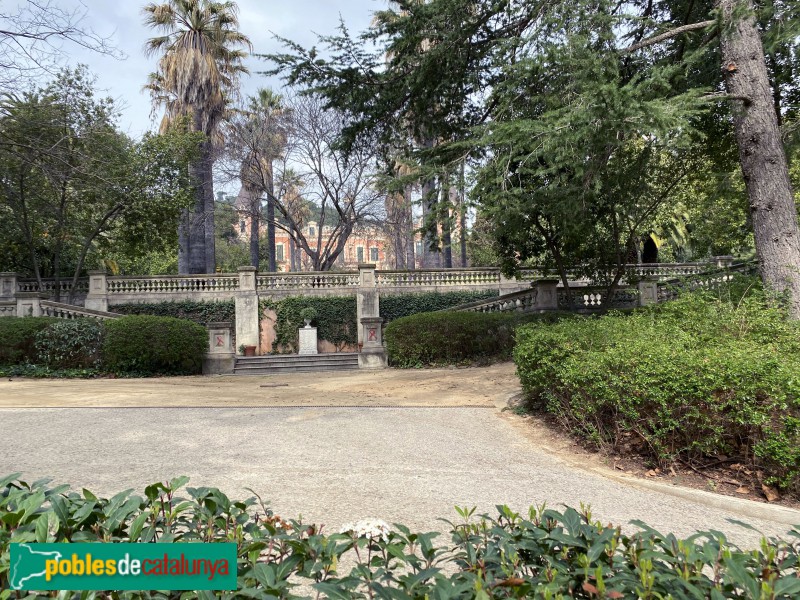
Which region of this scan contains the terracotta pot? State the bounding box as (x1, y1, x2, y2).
(243, 345, 257, 357)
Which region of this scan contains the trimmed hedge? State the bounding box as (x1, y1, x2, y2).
(0, 317, 57, 364)
(514, 290, 800, 493)
(385, 311, 564, 367)
(34, 319, 103, 369)
(111, 300, 235, 325)
(3, 474, 800, 598)
(102, 315, 208, 375)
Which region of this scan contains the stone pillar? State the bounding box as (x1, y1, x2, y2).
(499, 271, 527, 295)
(357, 263, 379, 346)
(235, 266, 260, 354)
(0, 273, 17, 301)
(299, 325, 319, 355)
(85, 270, 108, 312)
(16, 292, 44, 317)
(638, 277, 659, 306)
(534, 279, 560, 311)
(714, 255, 734, 269)
(203, 322, 235, 375)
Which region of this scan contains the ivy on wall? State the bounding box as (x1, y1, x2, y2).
(261, 296, 357, 353)
(112, 300, 235, 326)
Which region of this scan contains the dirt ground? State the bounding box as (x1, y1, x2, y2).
(0, 363, 520, 408)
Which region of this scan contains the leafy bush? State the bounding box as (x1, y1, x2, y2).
(111, 300, 235, 325)
(3, 474, 800, 599)
(0, 317, 57, 365)
(262, 296, 357, 352)
(380, 290, 499, 323)
(34, 319, 103, 369)
(102, 315, 208, 375)
(385, 311, 563, 367)
(514, 288, 800, 492)
(299, 306, 317, 323)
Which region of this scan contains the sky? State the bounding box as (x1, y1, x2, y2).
(59, 0, 384, 138)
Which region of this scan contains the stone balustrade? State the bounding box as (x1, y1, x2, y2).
(376, 268, 501, 290)
(40, 300, 120, 320)
(107, 274, 239, 295)
(257, 272, 360, 295)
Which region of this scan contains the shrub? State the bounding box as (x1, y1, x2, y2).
(34, 319, 103, 369)
(385, 310, 563, 367)
(379, 290, 499, 323)
(102, 315, 208, 375)
(3, 475, 800, 598)
(0, 317, 57, 365)
(299, 306, 317, 324)
(514, 289, 800, 492)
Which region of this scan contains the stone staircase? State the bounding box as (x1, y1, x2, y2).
(233, 353, 360, 375)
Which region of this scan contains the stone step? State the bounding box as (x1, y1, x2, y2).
(234, 352, 359, 375)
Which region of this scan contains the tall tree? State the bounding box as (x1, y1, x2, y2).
(143, 0, 251, 274)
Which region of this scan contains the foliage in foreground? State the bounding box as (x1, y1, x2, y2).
(112, 300, 235, 327)
(0, 317, 56, 365)
(514, 287, 800, 493)
(1, 474, 800, 599)
(385, 311, 564, 368)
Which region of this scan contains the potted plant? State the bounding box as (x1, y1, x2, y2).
(238, 343, 257, 357)
(300, 307, 317, 328)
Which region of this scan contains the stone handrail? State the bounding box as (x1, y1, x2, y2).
(518, 261, 719, 283)
(40, 300, 120, 320)
(458, 287, 539, 313)
(107, 274, 239, 295)
(376, 268, 500, 288)
(257, 272, 360, 291)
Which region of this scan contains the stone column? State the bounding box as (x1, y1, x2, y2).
(235, 266, 260, 354)
(16, 292, 44, 317)
(534, 279, 560, 311)
(203, 322, 235, 375)
(0, 273, 17, 301)
(85, 270, 108, 312)
(638, 277, 659, 306)
(357, 263, 387, 368)
(357, 263, 379, 346)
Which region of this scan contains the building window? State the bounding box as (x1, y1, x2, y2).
(357, 246, 364, 263)
(276, 244, 284, 262)
(309, 226, 315, 236)
(240, 220, 246, 234)
(415, 241, 423, 256)
(370, 247, 379, 262)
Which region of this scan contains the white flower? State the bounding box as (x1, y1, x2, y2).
(339, 518, 392, 542)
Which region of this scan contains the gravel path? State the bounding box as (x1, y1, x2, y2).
(1, 405, 797, 547)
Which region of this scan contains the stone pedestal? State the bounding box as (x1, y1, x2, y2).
(356, 263, 379, 346)
(358, 316, 387, 369)
(16, 292, 44, 317)
(638, 277, 659, 306)
(85, 270, 109, 312)
(235, 266, 260, 353)
(299, 326, 318, 355)
(203, 321, 235, 375)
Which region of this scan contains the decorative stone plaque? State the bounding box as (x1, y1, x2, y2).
(299, 326, 318, 355)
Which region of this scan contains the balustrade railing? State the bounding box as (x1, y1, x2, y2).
(258, 272, 359, 291)
(40, 301, 120, 320)
(376, 268, 500, 288)
(557, 287, 640, 311)
(107, 275, 239, 295)
(17, 278, 89, 296)
(460, 288, 539, 313)
(0, 301, 16, 317)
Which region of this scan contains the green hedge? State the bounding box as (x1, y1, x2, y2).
(0, 317, 57, 364)
(261, 296, 357, 352)
(514, 290, 800, 493)
(379, 290, 499, 323)
(34, 319, 103, 369)
(102, 315, 208, 375)
(385, 311, 564, 367)
(111, 300, 235, 326)
(3, 474, 800, 598)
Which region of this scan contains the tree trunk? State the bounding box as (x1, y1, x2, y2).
(186, 152, 206, 274)
(718, 0, 800, 317)
(249, 192, 260, 269)
(266, 163, 276, 272)
(203, 147, 216, 274)
(459, 161, 468, 268)
(405, 185, 416, 270)
(177, 209, 190, 274)
(440, 178, 453, 268)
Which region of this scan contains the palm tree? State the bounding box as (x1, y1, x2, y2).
(143, 0, 251, 274)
